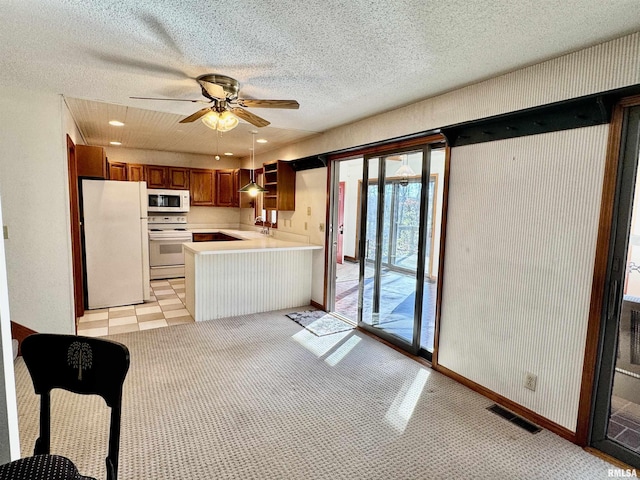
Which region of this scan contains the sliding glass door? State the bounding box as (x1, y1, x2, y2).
(358, 147, 435, 355)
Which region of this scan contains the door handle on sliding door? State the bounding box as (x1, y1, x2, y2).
(608, 280, 619, 320)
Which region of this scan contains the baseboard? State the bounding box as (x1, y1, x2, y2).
(10, 321, 37, 357)
(343, 256, 357, 263)
(310, 300, 324, 310)
(433, 363, 577, 443)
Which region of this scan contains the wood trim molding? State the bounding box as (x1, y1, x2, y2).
(310, 300, 324, 310)
(327, 134, 446, 162)
(433, 362, 576, 442)
(584, 447, 634, 469)
(10, 321, 36, 357)
(343, 255, 357, 263)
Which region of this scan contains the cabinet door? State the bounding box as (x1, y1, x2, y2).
(169, 167, 189, 189)
(108, 161, 128, 181)
(190, 169, 215, 206)
(76, 145, 106, 178)
(237, 169, 252, 208)
(146, 166, 167, 188)
(215, 169, 235, 207)
(127, 163, 146, 182)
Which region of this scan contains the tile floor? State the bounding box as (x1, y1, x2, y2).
(77, 278, 194, 337)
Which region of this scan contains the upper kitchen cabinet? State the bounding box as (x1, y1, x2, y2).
(76, 145, 107, 178)
(146, 166, 167, 188)
(127, 163, 146, 182)
(168, 167, 189, 189)
(263, 160, 296, 211)
(190, 169, 215, 206)
(217, 169, 252, 207)
(146, 166, 189, 189)
(107, 160, 127, 181)
(237, 169, 252, 208)
(215, 169, 236, 207)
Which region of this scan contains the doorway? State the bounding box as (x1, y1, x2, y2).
(327, 141, 446, 360)
(592, 105, 640, 467)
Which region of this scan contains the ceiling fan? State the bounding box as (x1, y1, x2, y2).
(131, 73, 299, 130)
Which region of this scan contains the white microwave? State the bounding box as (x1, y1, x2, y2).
(147, 189, 190, 213)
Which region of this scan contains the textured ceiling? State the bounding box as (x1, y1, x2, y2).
(2, 1, 640, 156)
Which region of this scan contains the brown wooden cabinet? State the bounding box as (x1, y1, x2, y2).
(76, 145, 106, 178)
(236, 169, 252, 208)
(263, 160, 296, 211)
(215, 169, 235, 206)
(127, 163, 146, 182)
(168, 167, 189, 189)
(146, 166, 167, 188)
(108, 160, 127, 181)
(190, 169, 215, 206)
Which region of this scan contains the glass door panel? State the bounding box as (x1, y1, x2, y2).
(359, 152, 424, 350)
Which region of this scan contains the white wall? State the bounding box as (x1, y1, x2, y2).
(0, 87, 75, 334)
(104, 146, 240, 170)
(439, 126, 608, 431)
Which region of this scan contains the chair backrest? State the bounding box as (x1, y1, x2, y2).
(22, 333, 130, 480)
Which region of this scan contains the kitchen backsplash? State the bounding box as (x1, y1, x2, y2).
(186, 206, 240, 227)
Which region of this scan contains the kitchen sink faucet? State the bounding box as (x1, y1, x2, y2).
(255, 216, 271, 236)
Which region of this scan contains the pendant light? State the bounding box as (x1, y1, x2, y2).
(239, 130, 267, 196)
(394, 155, 416, 187)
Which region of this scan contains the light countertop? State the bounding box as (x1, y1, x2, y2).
(183, 229, 322, 255)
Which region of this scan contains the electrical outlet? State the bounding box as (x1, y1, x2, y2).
(524, 372, 537, 391)
(2, 226, 7, 240)
(304, 222, 308, 230)
(307, 206, 311, 216)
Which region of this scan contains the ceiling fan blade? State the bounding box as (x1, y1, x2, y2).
(179, 108, 212, 123)
(130, 96, 211, 104)
(197, 80, 226, 99)
(230, 107, 270, 128)
(237, 99, 300, 109)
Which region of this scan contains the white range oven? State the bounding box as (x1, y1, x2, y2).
(148, 215, 192, 279)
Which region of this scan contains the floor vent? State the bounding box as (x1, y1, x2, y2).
(487, 404, 542, 434)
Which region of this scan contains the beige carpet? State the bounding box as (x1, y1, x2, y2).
(14, 308, 611, 479)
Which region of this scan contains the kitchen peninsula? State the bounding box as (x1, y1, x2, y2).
(183, 230, 322, 321)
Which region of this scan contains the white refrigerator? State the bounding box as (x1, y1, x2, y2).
(82, 179, 151, 309)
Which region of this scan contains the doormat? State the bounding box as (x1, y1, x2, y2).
(286, 310, 354, 337)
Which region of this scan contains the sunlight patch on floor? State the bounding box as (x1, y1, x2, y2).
(324, 336, 362, 367)
(385, 368, 430, 433)
(292, 329, 352, 357)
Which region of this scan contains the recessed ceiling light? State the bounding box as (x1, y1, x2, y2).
(256, 138, 268, 143)
(109, 120, 125, 127)
(224, 152, 234, 156)
(110, 141, 122, 146)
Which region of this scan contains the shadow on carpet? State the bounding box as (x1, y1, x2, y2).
(286, 310, 354, 336)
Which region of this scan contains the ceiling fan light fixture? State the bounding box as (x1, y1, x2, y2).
(201, 111, 220, 130)
(394, 156, 417, 187)
(217, 110, 239, 132)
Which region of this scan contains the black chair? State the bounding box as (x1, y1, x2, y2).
(0, 334, 130, 480)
